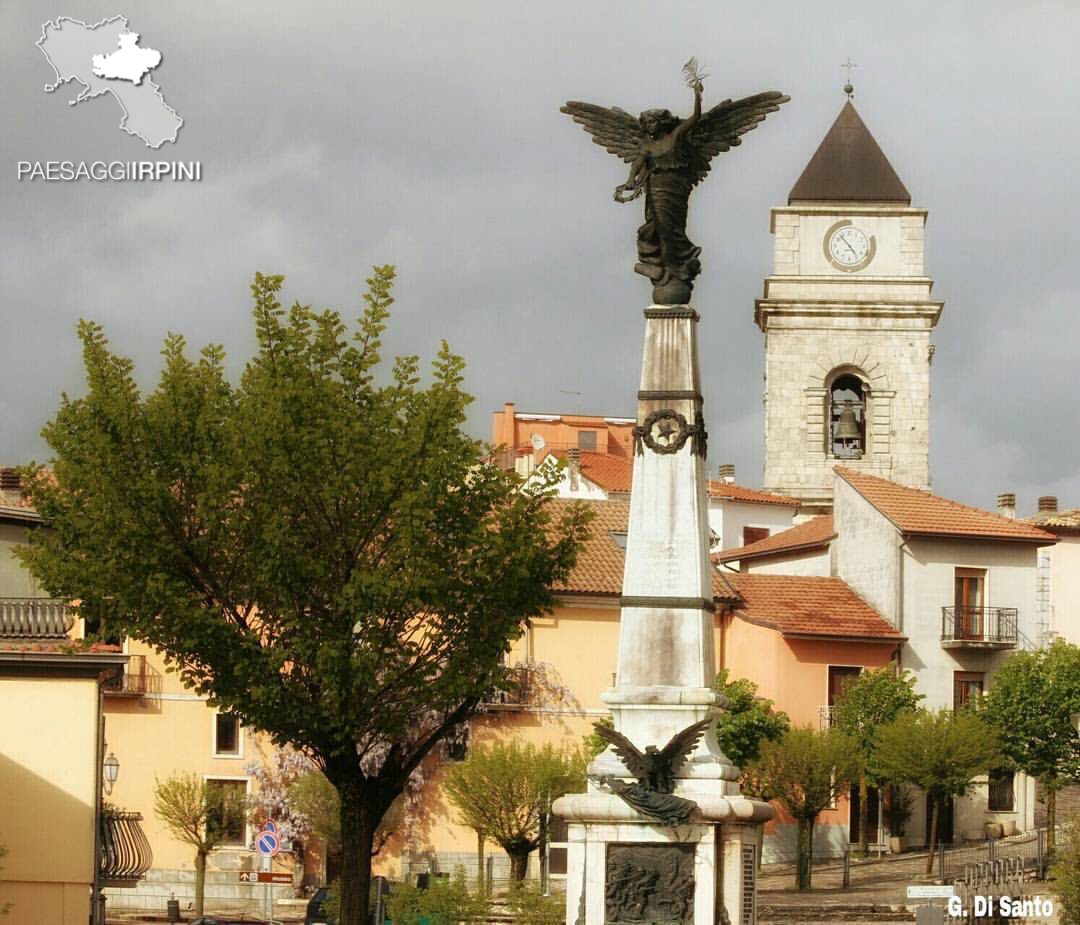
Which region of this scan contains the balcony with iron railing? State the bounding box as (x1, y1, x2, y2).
(100, 807, 153, 887)
(0, 598, 72, 638)
(484, 665, 535, 708)
(818, 705, 836, 730)
(941, 606, 1019, 649)
(102, 654, 161, 698)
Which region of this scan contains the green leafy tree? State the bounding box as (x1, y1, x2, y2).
(443, 740, 587, 880)
(832, 666, 922, 855)
(746, 726, 859, 890)
(18, 268, 590, 925)
(874, 709, 1001, 873)
(1051, 813, 1080, 925)
(982, 641, 1080, 853)
(713, 669, 791, 771)
(153, 773, 247, 917)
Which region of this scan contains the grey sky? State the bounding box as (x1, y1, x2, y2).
(2, 2, 1078, 515)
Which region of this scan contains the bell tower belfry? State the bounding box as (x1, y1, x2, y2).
(757, 99, 943, 514)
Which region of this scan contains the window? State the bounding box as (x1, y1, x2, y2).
(83, 613, 124, 647)
(954, 568, 987, 639)
(954, 671, 984, 710)
(827, 373, 867, 458)
(577, 430, 597, 451)
(742, 526, 770, 546)
(206, 779, 247, 845)
(444, 722, 469, 761)
(214, 713, 241, 757)
(988, 769, 1014, 812)
(548, 815, 569, 877)
(828, 666, 861, 707)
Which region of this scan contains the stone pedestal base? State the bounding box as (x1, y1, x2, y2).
(555, 794, 771, 925)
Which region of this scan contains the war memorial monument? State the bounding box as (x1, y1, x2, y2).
(552, 63, 789, 925)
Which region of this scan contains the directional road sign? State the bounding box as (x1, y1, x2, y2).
(240, 871, 291, 884)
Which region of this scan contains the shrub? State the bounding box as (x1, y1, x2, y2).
(386, 870, 486, 925)
(505, 881, 563, 925)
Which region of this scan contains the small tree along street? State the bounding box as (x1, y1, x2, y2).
(443, 740, 587, 880)
(831, 667, 922, 856)
(982, 640, 1080, 855)
(874, 709, 1001, 874)
(712, 669, 790, 772)
(19, 268, 591, 925)
(745, 726, 859, 889)
(153, 774, 247, 917)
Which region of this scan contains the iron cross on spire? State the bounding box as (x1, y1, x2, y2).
(842, 57, 857, 98)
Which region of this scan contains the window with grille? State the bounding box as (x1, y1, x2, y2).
(988, 769, 1014, 812)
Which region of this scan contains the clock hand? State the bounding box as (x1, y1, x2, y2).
(842, 237, 858, 258)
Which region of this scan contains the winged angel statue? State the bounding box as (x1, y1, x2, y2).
(594, 718, 712, 825)
(562, 60, 788, 305)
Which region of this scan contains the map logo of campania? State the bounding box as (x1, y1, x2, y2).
(38, 15, 182, 148)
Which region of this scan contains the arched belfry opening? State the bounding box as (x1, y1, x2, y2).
(827, 371, 867, 459)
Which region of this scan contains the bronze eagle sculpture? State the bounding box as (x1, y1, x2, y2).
(594, 717, 712, 825)
(562, 59, 789, 305)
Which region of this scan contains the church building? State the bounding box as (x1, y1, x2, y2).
(757, 100, 944, 514)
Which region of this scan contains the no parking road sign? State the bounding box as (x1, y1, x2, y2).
(256, 828, 280, 858)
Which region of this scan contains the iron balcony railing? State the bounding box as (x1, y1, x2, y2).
(100, 808, 153, 887)
(0, 598, 72, 638)
(818, 705, 836, 730)
(102, 654, 161, 697)
(484, 665, 535, 707)
(941, 606, 1019, 647)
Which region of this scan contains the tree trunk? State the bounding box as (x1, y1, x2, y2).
(338, 779, 378, 925)
(795, 817, 814, 890)
(508, 845, 531, 881)
(858, 774, 869, 857)
(539, 807, 549, 894)
(925, 796, 939, 876)
(194, 848, 208, 917)
(476, 831, 485, 893)
(1047, 784, 1057, 861)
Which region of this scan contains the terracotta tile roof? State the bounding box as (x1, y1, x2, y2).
(1023, 509, 1080, 534)
(714, 515, 835, 564)
(549, 499, 738, 603)
(707, 482, 800, 507)
(542, 450, 634, 493)
(726, 573, 904, 641)
(835, 468, 1056, 544)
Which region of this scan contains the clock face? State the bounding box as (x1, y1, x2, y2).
(828, 225, 870, 267)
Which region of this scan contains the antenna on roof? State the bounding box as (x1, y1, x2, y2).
(841, 56, 857, 99)
(531, 433, 546, 451)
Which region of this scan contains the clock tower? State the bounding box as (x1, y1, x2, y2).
(757, 99, 943, 513)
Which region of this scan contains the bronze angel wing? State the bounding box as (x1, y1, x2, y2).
(560, 102, 643, 163)
(657, 718, 713, 774)
(687, 91, 790, 186)
(592, 722, 649, 779)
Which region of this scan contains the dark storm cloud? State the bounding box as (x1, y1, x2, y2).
(2, 1, 1079, 514)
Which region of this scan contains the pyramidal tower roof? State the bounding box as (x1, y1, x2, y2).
(788, 101, 910, 205)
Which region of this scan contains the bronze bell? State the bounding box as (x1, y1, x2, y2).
(834, 406, 861, 440)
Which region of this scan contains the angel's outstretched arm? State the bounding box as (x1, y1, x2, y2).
(674, 85, 703, 141)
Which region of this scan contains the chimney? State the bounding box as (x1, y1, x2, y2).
(1038, 496, 1059, 513)
(0, 468, 20, 493)
(566, 447, 581, 491)
(717, 463, 736, 484)
(996, 493, 1016, 520)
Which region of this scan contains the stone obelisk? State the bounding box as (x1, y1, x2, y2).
(553, 303, 773, 925)
(556, 66, 785, 925)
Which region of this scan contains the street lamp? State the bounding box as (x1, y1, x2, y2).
(103, 752, 120, 796)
